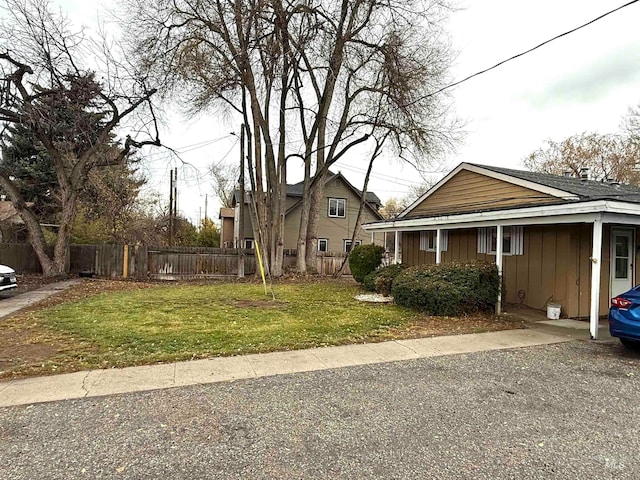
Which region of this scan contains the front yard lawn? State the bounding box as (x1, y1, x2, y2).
(0, 279, 524, 380)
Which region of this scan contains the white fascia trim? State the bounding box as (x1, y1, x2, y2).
(363, 200, 640, 232)
(398, 162, 579, 218)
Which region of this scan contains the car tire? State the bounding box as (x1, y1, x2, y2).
(620, 338, 640, 349)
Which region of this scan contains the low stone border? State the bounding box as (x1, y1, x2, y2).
(354, 293, 394, 303)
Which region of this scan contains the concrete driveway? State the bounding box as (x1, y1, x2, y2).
(1, 339, 639, 479)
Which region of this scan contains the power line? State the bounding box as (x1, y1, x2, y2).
(331, 161, 435, 189)
(426, 0, 639, 99)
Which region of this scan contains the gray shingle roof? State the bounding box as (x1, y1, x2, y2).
(236, 171, 382, 208)
(287, 172, 381, 206)
(471, 163, 640, 204)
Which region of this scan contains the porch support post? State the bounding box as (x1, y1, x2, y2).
(394, 231, 400, 264)
(590, 216, 603, 340)
(435, 228, 442, 264)
(371, 232, 375, 244)
(496, 225, 504, 315)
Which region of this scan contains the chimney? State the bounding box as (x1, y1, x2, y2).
(579, 167, 590, 181)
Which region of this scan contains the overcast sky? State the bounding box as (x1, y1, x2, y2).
(56, 0, 640, 223)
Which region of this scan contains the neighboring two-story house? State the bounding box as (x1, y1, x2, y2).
(226, 171, 384, 252)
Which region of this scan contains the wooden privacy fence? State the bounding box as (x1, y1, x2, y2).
(0, 243, 352, 278)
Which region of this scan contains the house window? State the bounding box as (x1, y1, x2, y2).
(477, 226, 523, 255)
(244, 239, 254, 249)
(318, 239, 328, 252)
(419, 230, 448, 252)
(344, 239, 361, 252)
(328, 198, 346, 218)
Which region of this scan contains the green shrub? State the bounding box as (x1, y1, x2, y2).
(362, 263, 407, 293)
(391, 261, 499, 315)
(363, 271, 378, 291)
(349, 244, 385, 283)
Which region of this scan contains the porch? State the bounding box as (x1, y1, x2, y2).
(364, 201, 640, 340)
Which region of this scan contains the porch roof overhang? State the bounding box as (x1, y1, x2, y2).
(362, 199, 640, 232)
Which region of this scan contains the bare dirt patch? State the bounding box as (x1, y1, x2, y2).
(0, 330, 59, 370)
(0, 278, 159, 379)
(369, 314, 525, 341)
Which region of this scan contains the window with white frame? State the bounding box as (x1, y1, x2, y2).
(318, 238, 328, 252)
(344, 239, 361, 252)
(244, 239, 255, 249)
(477, 226, 523, 255)
(328, 198, 346, 218)
(419, 230, 448, 252)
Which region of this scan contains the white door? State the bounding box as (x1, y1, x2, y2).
(611, 229, 634, 298)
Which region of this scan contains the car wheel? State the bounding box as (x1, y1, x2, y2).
(620, 338, 640, 349)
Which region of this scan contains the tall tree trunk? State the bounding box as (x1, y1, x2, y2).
(296, 157, 312, 273)
(305, 175, 324, 273)
(52, 185, 78, 275)
(272, 160, 286, 277)
(0, 173, 57, 276)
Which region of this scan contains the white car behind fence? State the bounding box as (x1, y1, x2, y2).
(0, 265, 17, 292)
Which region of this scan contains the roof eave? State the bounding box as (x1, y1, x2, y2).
(364, 199, 640, 231)
(399, 162, 580, 218)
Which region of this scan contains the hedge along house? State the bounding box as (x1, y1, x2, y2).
(362, 162, 640, 339)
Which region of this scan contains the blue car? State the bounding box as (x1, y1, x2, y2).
(609, 286, 640, 347)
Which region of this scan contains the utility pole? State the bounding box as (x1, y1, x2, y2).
(238, 124, 245, 278)
(168, 167, 178, 246)
(204, 194, 208, 222)
(169, 169, 174, 245)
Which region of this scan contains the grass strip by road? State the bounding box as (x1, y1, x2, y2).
(0, 279, 522, 379)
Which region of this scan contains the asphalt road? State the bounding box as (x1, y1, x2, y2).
(1, 339, 639, 479)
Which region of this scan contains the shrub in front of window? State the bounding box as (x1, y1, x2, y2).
(348, 244, 385, 283)
(391, 260, 499, 315)
(362, 263, 408, 295)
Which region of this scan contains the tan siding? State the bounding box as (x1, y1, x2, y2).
(408, 170, 561, 218)
(554, 230, 570, 308)
(283, 211, 301, 250)
(282, 177, 382, 251)
(221, 218, 234, 246)
(285, 196, 300, 211)
(403, 224, 617, 318)
(578, 224, 593, 317)
(404, 232, 417, 265)
(600, 225, 612, 315)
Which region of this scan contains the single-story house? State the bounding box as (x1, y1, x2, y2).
(362, 162, 640, 339)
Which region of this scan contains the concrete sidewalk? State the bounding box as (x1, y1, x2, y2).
(0, 280, 588, 409)
(0, 279, 81, 319)
(0, 328, 571, 408)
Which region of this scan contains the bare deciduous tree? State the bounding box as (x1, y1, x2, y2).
(123, 0, 459, 276)
(524, 133, 640, 185)
(379, 198, 407, 220)
(0, 0, 160, 276)
(210, 162, 239, 209)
